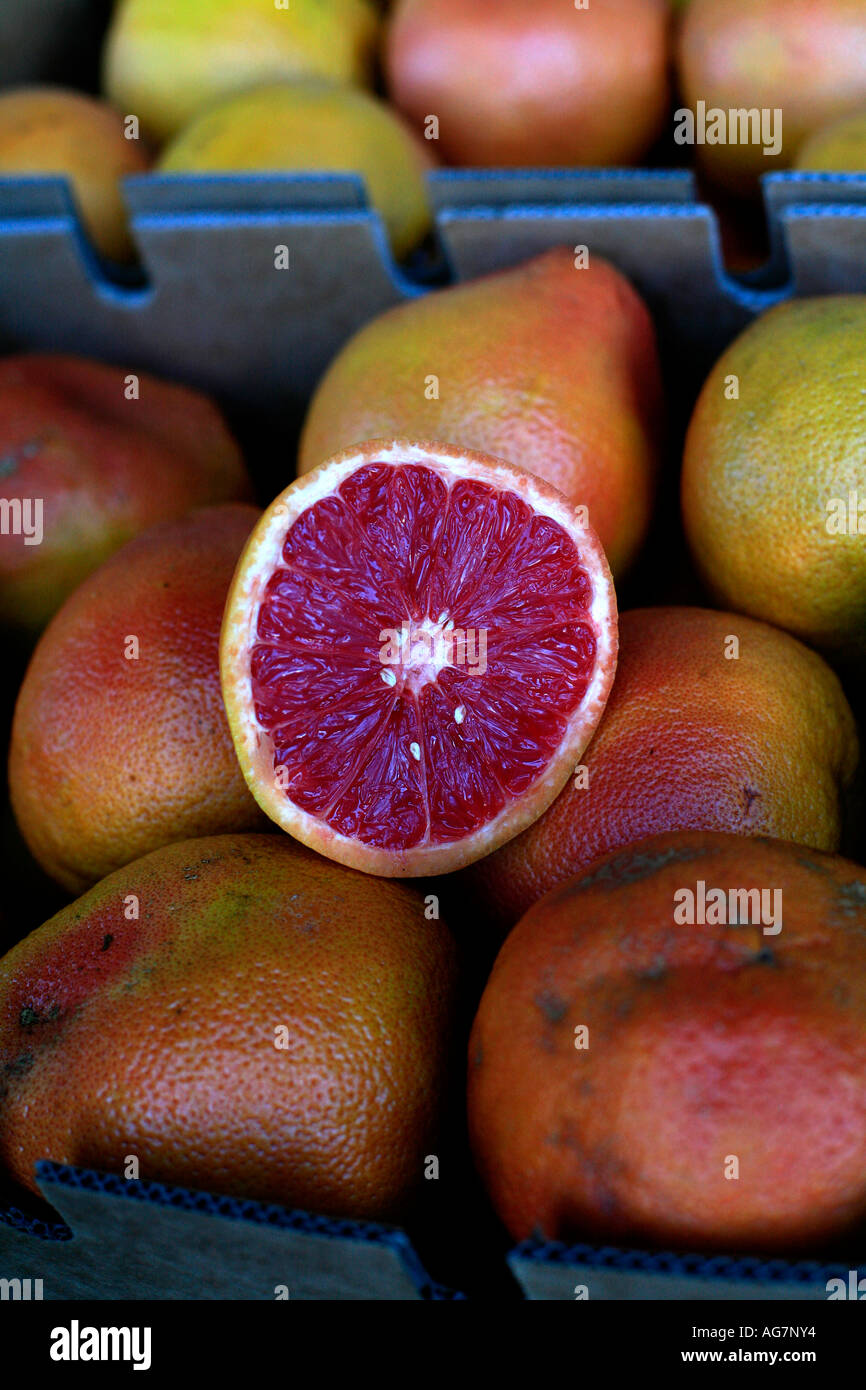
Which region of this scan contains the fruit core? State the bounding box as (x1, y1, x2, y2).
(250, 462, 598, 850)
(386, 614, 460, 694)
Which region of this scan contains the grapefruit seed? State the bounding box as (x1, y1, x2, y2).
(221, 440, 618, 876)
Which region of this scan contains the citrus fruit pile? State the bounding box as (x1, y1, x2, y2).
(3, 0, 866, 275)
(4, 0, 866, 1315)
(2, 231, 866, 1287)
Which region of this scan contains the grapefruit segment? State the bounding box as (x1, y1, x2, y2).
(221, 440, 617, 875)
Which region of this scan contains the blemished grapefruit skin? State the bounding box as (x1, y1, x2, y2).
(385, 0, 671, 168)
(9, 505, 267, 895)
(221, 439, 618, 877)
(677, 0, 866, 193)
(298, 250, 663, 580)
(469, 830, 866, 1253)
(0, 87, 150, 262)
(0, 833, 458, 1220)
(464, 607, 860, 931)
(103, 0, 381, 144)
(681, 297, 866, 663)
(0, 355, 252, 632)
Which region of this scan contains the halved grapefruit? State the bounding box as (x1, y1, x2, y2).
(220, 440, 617, 876)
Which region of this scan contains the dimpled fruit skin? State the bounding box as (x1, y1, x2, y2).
(103, 0, 380, 143)
(681, 297, 866, 661)
(464, 607, 860, 931)
(677, 0, 866, 193)
(158, 81, 434, 261)
(0, 355, 251, 632)
(9, 506, 267, 894)
(385, 0, 670, 167)
(0, 88, 150, 261)
(0, 833, 457, 1220)
(469, 830, 866, 1253)
(299, 250, 663, 579)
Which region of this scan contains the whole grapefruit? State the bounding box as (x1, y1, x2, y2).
(158, 80, 434, 261)
(681, 296, 866, 664)
(103, 0, 380, 144)
(0, 87, 150, 262)
(0, 833, 457, 1221)
(464, 607, 860, 931)
(9, 504, 266, 894)
(677, 0, 866, 194)
(0, 354, 251, 632)
(299, 250, 663, 579)
(385, 0, 671, 167)
(469, 830, 866, 1253)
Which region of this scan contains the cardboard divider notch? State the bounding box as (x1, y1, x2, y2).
(509, 1239, 864, 1302)
(0, 1162, 460, 1301)
(3, 169, 866, 414)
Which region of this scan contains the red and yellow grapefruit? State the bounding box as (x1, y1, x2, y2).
(10, 504, 266, 893)
(0, 354, 251, 632)
(385, 0, 671, 168)
(465, 606, 860, 931)
(677, 0, 866, 193)
(470, 831, 866, 1254)
(0, 833, 457, 1221)
(299, 249, 664, 580)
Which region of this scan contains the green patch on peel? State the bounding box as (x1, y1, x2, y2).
(0, 439, 44, 478)
(837, 881, 866, 915)
(5, 1050, 34, 1075)
(19, 1004, 62, 1028)
(574, 844, 707, 892)
(0, 1050, 35, 1101)
(637, 956, 668, 982)
(534, 990, 569, 1024)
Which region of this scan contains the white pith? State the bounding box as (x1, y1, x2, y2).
(380, 614, 456, 695)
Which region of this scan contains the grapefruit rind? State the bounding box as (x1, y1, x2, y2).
(220, 439, 617, 876)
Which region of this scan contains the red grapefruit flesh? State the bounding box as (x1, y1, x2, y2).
(221, 440, 617, 876)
